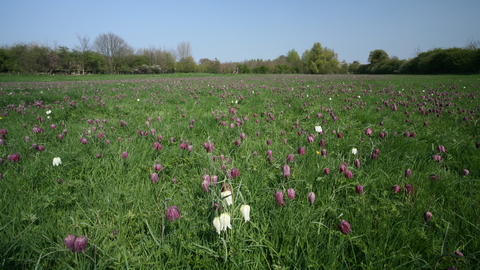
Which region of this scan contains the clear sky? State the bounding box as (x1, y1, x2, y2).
(1, 0, 478, 64)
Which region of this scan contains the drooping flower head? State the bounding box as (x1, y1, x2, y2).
(356, 185, 364, 195)
(53, 157, 62, 166)
(74, 235, 88, 253)
(64, 234, 76, 251)
(275, 191, 285, 206)
(392, 184, 401, 193)
(424, 211, 433, 222)
(240, 205, 250, 222)
(282, 164, 291, 178)
(166, 205, 181, 222)
(338, 220, 352, 235)
(151, 173, 159, 183)
(286, 188, 295, 199)
(308, 192, 316, 204)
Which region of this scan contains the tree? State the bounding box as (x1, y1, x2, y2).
(177, 41, 192, 61)
(176, 56, 197, 73)
(302, 42, 339, 74)
(368, 49, 389, 65)
(94, 32, 133, 73)
(74, 34, 91, 75)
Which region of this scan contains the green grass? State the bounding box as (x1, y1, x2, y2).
(0, 74, 479, 269)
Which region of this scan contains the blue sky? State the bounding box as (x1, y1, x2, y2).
(1, 0, 479, 64)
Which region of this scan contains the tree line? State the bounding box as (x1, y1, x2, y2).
(0, 32, 479, 75)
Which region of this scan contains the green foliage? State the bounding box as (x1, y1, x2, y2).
(302, 42, 340, 74)
(368, 49, 389, 65)
(0, 74, 479, 269)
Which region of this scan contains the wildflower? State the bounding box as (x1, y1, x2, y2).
(429, 174, 440, 181)
(266, 150, 273, 156)
(424, 211, 433, 222)
(287, 188, 295, 199)
(338, 220, 351, 235)
(351, 148, 358, 155)
(321, 149, 327, 157)
(153, 164, 163, 171)
(151, 173, 159, 183)
(64, 234, 76, 251)
(219, 213, 232, 231)
(282, 164, 291, 178)
(80, 138, 88, 144)
(308, 192, 316, 204)
(337, 132, 343, 138)
(356, 185, 364, 194)
(315, 126, 322, 133)
(52, 157, 62, 166)
(405, 169, 412, 178)
(240, 133, 246, 140)
(324, 167, 330, 175)
(203, 142, 214, 152)
(240, 205, 250, 222)
(286, 154, 294, 162)
(213, 217, 222, 234)
(166, 205, 180, 221)
(46, 110, 52, 115)
(404, 184, 413, 195)
(201, 179, 210, 193)
(431, 155, 442, 162)
(462, 169, 469, 176)
(392, 185, 401, 193)
(437, 145, 446, 153)
(7, 153, 20, 162)
(345, 170, 353, 179)
(365, 128, 372, 136)
(221, 190, 233, 206)
(319, 139, 325, 148)
(275, 191, 285, 206)
(121, 151, 128, 159)
(74, 235, 88, 253)
(354, 159, 361, 168)
(298, 147, 306, 155)
(230, 168, 240, 178)
(379, 132, 386, 139)
(152, 142, 162, 150)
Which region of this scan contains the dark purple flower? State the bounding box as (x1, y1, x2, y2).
(166, 205, 180, 221)
(405, 169, 412, 178)
(345, 170, 353, 179)
(337, 132, 343, 138)
(203, 142, 214, 152)
(321, 149, 327, 157)
(324, 167, 330, 175)
(266, 150, 273, 157)
(392, 184, 401, 193)
(64, 234, 76, 251)
(404, 184, 413, 195)
(201, 179, 209, 192)
(286, 154, 294, 163)
(121, 151, 128, 159)
(354, 159, 361, 168)
(286, 188, 295, 199)
(7, 153, 21, 162)
(356, 185, 364, 194)
(379, 132, 386, 139)
(230, 168, 240, 178)
(298, 147, 305, 155)
(338, 220, 351, 235)
(462, 169, 469, 176)
(266, 139, 272, 145)
(74, 235, 88, 253)
(80, 138, 88, 144)
(319, 139, 325, 148)
(282, 164, 291, 178)
(275, 191, 285, 206)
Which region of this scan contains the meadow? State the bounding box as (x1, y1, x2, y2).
(0, 74, 479, 269)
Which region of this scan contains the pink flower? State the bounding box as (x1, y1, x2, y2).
(201, 179, 209, 192)
(80, 138, 88, 144)
(74, 235, 88, 253)
(345, 170, 353, 179)
(7, 153, 20, 162)
(275, 191, 285, 206)
(324, 168, 330, 175)
(230, 168, 240, 178)
(266, 150, 273, 157)
(404, 184, 413, 195)
(354, 159, 361, 168)
(282, 164, 291, 178)
(298, 147, 306, 155)
(338, 220, 351, 235)
(153, 142, 162, 150)
(319, 139, 326, 148)
(286, 154, 294, 163)
(431, 155, 442, 162)
(166, 205, 180, 222)
(308, 192, 316, 204)
(462, 169, 469, 176)
(121, 151, 128, 159)
(405, 169, 412, 178)
(424, 211, 433, 222)
(365, 128, 372, 136)
(356, 185, 364, 194)
(392, 185, 401, 193)
(287, 188, 295, 199)
(151, 173, 159, 183)
(240, 133, 246, 140)
(437, 145, 446, 153)
(203, 142, 214, 153)
(64, 234, 76, 252)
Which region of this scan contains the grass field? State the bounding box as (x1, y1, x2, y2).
(0, 74, 479, 269)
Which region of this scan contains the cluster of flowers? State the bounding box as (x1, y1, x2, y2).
(64, 234, 88, 253)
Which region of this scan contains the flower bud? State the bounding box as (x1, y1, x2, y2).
(424, 211, 433, 222)
(308, 192, 315, 204)
(392, 184, 401, 193)
(275, 191, 285, 206)
(405, 169, 412, 178)
(282, 164, 291, 178)
(356, 185, 364, 194)
(286, 188, 295, 199)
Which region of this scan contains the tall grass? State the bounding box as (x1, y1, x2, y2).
(0, 74, 479, 269)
